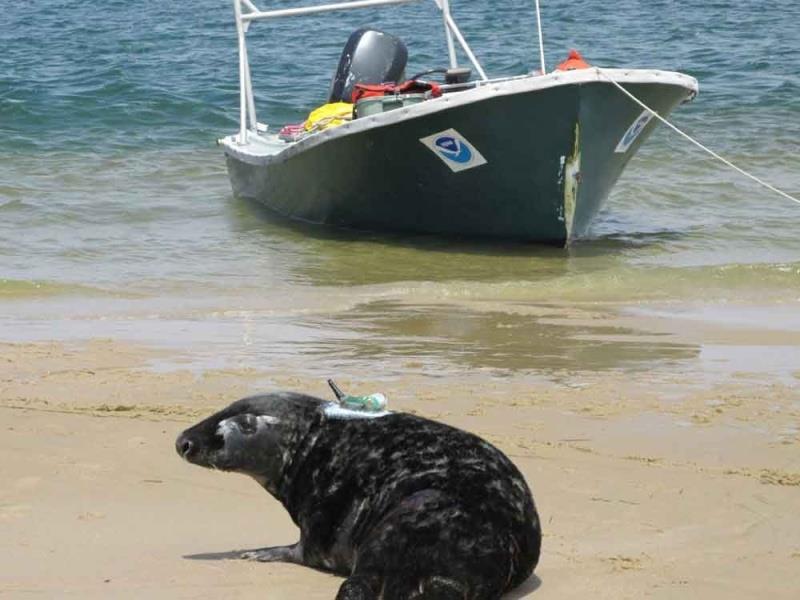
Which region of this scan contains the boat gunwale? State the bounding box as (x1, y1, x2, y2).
(221, 67, 699, 166)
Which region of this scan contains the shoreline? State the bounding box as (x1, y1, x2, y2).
(3, 296, 800, 384)
(2, 339, 799, 598)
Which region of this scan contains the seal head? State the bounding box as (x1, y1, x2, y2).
(175, 392, 324, 495)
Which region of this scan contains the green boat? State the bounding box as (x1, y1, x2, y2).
(221, 0, 698, 245)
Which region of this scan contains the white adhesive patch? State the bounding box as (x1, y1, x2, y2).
(323, 403, 391, 420)
(216, 414, 280, 438)
(216, 418, 238, 438)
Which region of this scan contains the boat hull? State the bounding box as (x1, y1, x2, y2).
(224, 70, 696, 245)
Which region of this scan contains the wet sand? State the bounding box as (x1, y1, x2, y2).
(1, 339, 799, 599)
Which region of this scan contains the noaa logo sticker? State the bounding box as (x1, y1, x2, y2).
(615, 110, 654, 154)
(420, 129, 487, 172)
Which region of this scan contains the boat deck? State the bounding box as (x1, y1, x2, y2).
(221, 68, 698, 164)
(219, 131, 286, 158)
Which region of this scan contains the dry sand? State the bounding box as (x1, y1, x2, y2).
(2, 340, 799, 598)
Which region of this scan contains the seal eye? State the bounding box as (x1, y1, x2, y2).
(239, 414, 258, 435)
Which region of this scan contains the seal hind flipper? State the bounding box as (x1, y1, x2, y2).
(411, 576, 468, 599)
(350, 489, 508, 599)
(337, 574, 467, 600)
(240, 542, 303, 564)
(376, 576, 467, 600)
(336, 574, 381, 600)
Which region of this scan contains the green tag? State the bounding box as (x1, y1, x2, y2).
(341, 393, 387, 412)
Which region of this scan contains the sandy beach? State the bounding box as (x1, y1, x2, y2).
(2, 337, 799, 599)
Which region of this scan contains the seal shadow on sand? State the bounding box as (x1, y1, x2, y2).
(183, 549, 543, 597)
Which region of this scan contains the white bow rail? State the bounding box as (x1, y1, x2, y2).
(231, 0, 547, 144)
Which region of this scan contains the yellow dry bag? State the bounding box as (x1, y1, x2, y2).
(304, 102, 353, 132)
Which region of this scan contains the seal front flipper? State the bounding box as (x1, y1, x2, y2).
(240, 542, 303, 563)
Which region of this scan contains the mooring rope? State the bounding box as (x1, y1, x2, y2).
(596, 67, 800, 207)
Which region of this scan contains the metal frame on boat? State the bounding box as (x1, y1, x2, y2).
(220, 0, 699, 245)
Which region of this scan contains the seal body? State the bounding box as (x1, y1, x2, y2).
(176, 392, 541, 600)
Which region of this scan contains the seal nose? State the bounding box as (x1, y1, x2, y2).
(176, 435, 195, 460)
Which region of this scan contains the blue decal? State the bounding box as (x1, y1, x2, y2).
(615, 110, 655, 153)
(434, 136, 473, 163)
(420, 129, 487, 172)
(621, 117, 647, 146)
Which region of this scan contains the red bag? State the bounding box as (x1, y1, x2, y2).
(351, 83, 398, 103)
(351, 80, 442, 104)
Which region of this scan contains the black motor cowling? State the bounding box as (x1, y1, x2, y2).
(328, 29, 408, 103)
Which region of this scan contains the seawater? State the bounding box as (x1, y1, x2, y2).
(1, 0, 799, 378)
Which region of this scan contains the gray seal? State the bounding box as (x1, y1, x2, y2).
(176, 392, 541, 599)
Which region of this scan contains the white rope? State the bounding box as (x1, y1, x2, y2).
(596, 68, 800, 207)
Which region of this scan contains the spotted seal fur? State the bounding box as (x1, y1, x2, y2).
(176, 392, 541, 599)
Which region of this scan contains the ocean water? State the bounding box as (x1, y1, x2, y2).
(1, 0, 799, 379)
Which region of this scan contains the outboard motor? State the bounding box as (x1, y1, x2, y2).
(329, 29, 408, 103)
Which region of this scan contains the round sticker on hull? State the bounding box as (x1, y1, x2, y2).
(434, 136, 473, 163)
(420, 128, 488, 172)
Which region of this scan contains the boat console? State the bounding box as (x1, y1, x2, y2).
(327, 28, 474, 122)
